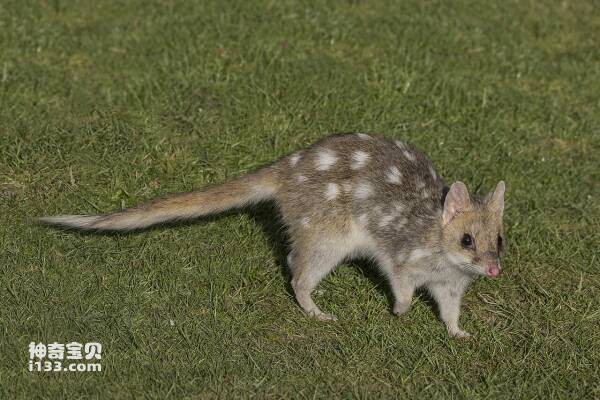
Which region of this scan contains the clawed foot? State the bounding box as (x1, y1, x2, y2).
(449, 329, 471, 338)
(308, 310, 338, 321)
(393, 301, 411, 316)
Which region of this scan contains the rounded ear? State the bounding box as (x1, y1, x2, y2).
(486, 181, 505, 217)
(443, 181, 470, 225)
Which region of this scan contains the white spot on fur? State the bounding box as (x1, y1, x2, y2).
(378, 214, 395, 228)
(392, 201, 405, 214)
(325, 183, 339, 200)
(351, 150, 371, 170)
(354, 182, 373, 199)
(416, 180, 426, 190)
(403, 150, 416, 162)
(357, 133, 372, 140)
(408, 248, 430, 262)
(289, 153, 301, 167)
(358, 213, 369, 226)
(385, 166, 402, 184)
(421, 189, 430, 199)
(297, 175, 307, 183)
(395, 140, 407, 150)
(301, 216, 310, 227)
(315, 149, 338, 170)
(396, 251, 407, 263)
(397, 217, 407, 228)
(429, 166, 437, 180)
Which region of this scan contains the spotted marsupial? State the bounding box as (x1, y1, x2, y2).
(40, 133, 506, 337)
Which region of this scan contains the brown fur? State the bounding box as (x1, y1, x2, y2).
(40, 133, 505, 336)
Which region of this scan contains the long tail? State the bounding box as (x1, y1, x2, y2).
(38, 166, 279, 231)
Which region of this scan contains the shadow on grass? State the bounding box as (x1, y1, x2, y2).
(37, 201, 439, 318)
(36, 202, 295, 292)
(350, 259, 438, 316)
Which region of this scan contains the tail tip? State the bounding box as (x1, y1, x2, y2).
(37, 215, 102, 230)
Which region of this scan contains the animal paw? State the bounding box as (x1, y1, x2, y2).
(315, 313, 338, 322)
(393, 302, 410, 316)
(449, 329, 471, 338)
(309, 310, 338, 321)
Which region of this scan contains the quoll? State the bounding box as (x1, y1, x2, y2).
(40, 133, 505, 337)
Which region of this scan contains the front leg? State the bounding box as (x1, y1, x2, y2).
(389, 277, 416, 316)
(427, 281, 470, 337)
(375, 255, 416, 316)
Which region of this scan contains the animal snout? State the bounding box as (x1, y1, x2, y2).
(486, 262, 501, 277)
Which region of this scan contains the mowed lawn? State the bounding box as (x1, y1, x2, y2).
(1, 0, 599, 398)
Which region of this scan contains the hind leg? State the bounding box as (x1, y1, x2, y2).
(288, 241, 346, 321)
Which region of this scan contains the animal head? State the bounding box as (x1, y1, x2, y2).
(440, 181, 505, 278)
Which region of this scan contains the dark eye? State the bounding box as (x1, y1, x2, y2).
(461, 233, 474, 248)
(498, 235, 503, 251)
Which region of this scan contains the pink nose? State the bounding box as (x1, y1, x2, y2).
(487, 263, 500, 277)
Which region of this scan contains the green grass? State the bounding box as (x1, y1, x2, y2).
(1, 0, 599, 398)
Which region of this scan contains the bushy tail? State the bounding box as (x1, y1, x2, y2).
(38, 167, 279, 231)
